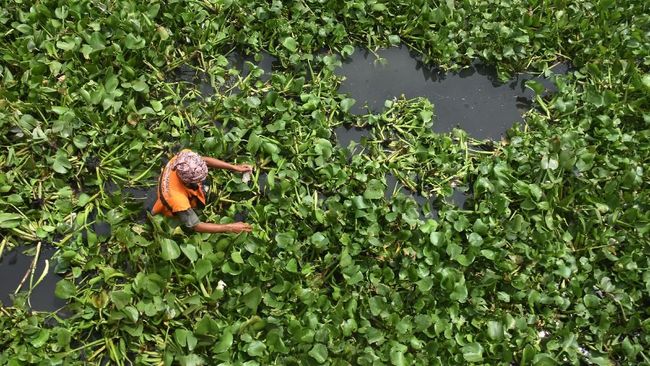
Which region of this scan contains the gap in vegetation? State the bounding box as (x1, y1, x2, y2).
(336, 45, 569, 140)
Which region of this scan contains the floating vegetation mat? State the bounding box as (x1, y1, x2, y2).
(0, 1, 649, 365)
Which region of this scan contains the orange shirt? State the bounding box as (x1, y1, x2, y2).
(151, 150, 206, 217)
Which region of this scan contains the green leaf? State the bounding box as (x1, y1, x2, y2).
(446, 242, 462, 258)
(429, 231, 443, 246)
(52, 150, 72, 174)
(151, 100, 163, 112)
(388, 35, 401, 45)
(54, 279, 76, 299)
(286, 258, 298, 272)
(282, 37, 298, 52)
(242, 287, 262, 311)
(231, 251, 244, 264)
(308, 343, 328, 363)
(487, 321, 504, 340)
(462, 342, 484, 362)
(583, 294, 600, 308)
(364, 179, 384, 200)
(525, 80, 544, 95)
(110, 290, 132, 310)
(181, 244, 198, 262)
(30, 329, 50, 348)
(194, 259, 212, 279)
(195, 315, 219, 336)
(178, 354, 205, 366)
(213, 329, 233, 353)
(131, 79, 149, 93)
(160, 238, 181, 260)
(451, 282, 468, 302)
(641, 74, 650, 89)
(73, 135, 88, 149)
(0, 213, 22, 229)
(175, 329, 198, 351)
(105, 74, 119, 94)
(533, 354, 557, 366)
(310, 232, 330, 248)
(390, 343, 407, 366)
(340, 98, 356, 113)
(247, 340, 266, 357)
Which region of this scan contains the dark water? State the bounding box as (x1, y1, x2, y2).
(336, 46, 568, 140)
(447, 188, 471, 209)
(0, 245, 65, 312)
(334, 125, 372, 148)
(173, 51, 277, 97)
(385, 174, 437, 219)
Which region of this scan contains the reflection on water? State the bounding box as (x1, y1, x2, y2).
(0, 245, 65, 312)
(336, 46, 569, 140)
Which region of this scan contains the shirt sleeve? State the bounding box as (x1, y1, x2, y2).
(175, 208, 200, 228)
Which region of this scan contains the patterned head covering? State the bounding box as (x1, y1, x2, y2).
(172, 150, 208, 184)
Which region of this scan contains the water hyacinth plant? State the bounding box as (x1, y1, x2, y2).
(1, 0, 649, 365)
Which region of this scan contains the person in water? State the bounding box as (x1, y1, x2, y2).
(151, 149, 252, 233)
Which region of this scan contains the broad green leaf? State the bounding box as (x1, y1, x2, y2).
(30, 330, 50, 348)
(429, 231, 443, 246)
(105, 75, 119, 94)
(308, 343, 328, 363)
(533, 354, 557, 366)
(110, 290, 131, 310)
(194, 259, 212, 279)
(0, 213, 22, 228)
(195, 315, 219, 336)
(390, 343, 407, 366)
(178, 354, 205, 366)
(285, 258, 298, 272)
(282, 37, 298, 52)
(364, 179, 384, 200)
(247, 340, 266, 357)
(160, 238, 181, 260)
(55, 279, 76, 299)
(231, 251, 244, 264)
(213, 329, 233, 354)
(340, 98, 356, 113)
(242, 287, 262, 311)
(131, 80, 149, 92)
(487, 321, 504, 340)
(462, 342, 484, 362)
(151, 100, 163, 112)
(180, 244, 198, 262)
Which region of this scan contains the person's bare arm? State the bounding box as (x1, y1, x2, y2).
(202, 156, 252, 173)
(193, 222, 252, 233)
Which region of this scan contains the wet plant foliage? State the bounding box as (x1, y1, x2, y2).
(1, 0, 649, 365)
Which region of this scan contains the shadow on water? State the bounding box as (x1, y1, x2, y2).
(0, 245, 66, 312)
(336, 46, 569, 140)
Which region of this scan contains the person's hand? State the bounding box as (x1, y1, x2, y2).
(228, 222, 252, 233)
(235, 164, 253, 173)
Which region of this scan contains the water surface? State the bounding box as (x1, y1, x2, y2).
(0, 245, 65, 312)
(336, 46, 568, 140)
(334, 125, 371, 148)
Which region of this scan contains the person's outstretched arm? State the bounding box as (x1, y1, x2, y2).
(176, 210, 251, 233)
(193, 222, 252, 233)
(202, 156, 252, 173)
